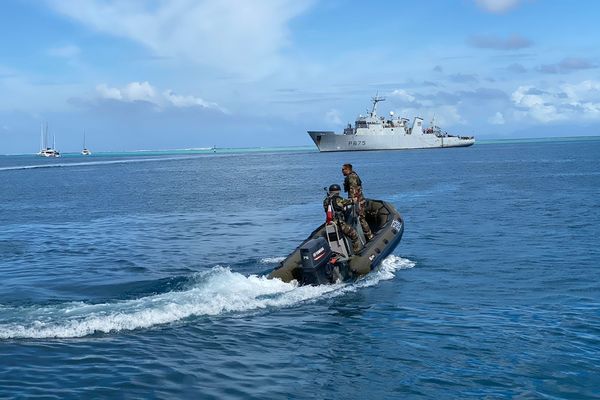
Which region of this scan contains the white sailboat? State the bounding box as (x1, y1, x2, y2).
(81, 130, 91, 155)
(37, 123, 61, 157)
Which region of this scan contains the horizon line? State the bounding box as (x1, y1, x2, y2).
(2, 134, 599, 157)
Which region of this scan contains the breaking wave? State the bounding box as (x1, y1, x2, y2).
(0, 256, 415, 339)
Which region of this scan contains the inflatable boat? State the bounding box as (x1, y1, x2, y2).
(269, 199, 404, 285)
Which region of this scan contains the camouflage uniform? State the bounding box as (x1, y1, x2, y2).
(343, 171, 374, 240)
(323, 194, 361, 253)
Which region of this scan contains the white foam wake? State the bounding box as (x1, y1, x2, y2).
(0, 156, 198, 172)
(0, 256, 415, 339)
(259, 256, 286, 264)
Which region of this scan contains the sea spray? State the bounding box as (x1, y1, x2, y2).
(0, 256, 414, 339)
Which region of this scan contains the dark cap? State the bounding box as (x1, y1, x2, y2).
(328, 184, 341, 192)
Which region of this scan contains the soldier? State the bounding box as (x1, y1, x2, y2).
(323, 184, 362, 254)
(341, 163, 374, 240)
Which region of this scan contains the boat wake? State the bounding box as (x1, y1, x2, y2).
(0, 156, 199, 172)
(0, 255, 415, 339)
(259, 256, 286, 264)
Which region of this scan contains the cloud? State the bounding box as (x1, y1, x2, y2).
(396, 105, 466, 127)
(489, 112, 505, 124)
(95, 81, 226, 112)
(163, 90, 221, 109)
(506, 63, 527, 73)
(511, 81, 600, 122)
(537, 57, 597, 74)
(390, 89, 416, 103)
(47, 0, 314, 78)
(562, 80, 600, 101)
(96, 83, 124, 101)
(467, 34, 532, 50)
(511, 85, 562, 122)
(474, 0, 523, 13)
(325, 109, 342, 125)
(459, 88, 509, 101)
(97, 81, 156, 103)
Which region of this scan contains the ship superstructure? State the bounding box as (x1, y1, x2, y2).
(308, 96, 475, 152)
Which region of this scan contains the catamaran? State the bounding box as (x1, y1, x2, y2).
(81, 130, 91, 156)
(37, 123, 61, 158)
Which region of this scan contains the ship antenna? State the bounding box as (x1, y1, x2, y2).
(370, 92, 386, 116)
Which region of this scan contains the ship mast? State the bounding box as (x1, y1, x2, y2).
(370, 94, 385, 116)
(40, 123, 44, 152)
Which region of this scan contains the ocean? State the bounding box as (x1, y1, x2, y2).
(1, 138, 599, 399)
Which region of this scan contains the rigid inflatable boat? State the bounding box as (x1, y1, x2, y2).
(269, 199, 404, 285)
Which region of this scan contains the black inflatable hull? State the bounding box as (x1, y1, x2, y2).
(269, 200, 404, 285)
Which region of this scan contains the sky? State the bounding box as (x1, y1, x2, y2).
(1, 0, 600, 153)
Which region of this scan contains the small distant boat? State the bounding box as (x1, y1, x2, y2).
(37, 123, 61, 158)
(81, 130, 92, 156)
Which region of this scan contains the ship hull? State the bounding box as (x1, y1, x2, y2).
(308, 131, 475, 152)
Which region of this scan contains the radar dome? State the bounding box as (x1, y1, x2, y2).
(389, 111, 395, 116)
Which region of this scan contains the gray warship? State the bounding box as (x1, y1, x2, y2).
(308, 96, 475, 152)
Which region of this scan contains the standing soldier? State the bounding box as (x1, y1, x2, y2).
(341, 163, 374, 241)
(324, 184, 362, 254)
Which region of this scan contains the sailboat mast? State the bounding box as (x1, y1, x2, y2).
(40, 123, 44, 151)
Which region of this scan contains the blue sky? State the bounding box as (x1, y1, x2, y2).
(1, 0, 600, 153)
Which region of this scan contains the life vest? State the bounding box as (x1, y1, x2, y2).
(327, 194, 352, 222)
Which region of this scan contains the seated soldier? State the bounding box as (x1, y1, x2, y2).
(323, 184, 362, 254)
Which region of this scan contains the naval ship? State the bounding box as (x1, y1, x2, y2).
(308, 96, 475, 152)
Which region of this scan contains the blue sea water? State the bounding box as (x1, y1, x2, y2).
(1, 138, 599, 399)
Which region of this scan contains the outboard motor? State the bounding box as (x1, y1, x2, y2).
(299, 237, 333, 285)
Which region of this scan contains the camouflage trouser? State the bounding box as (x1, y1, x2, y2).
(357, 198, 373, 240)
(337, 220, 361, 253)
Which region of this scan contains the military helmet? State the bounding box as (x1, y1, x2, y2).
(328, 184, 341, 193)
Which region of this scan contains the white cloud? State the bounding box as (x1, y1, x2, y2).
(96, 84, 123, 100)
(489, 111, 505, 125)
(398, 105, 466, 127)
(511, 86, 562, 122)
(511, 81, 600, 123)
(390, 89, 415, 103)
(538, 57, 597, 74)
(95, 81, 224, 112)
(467, 34, 532, 50)
(325, 109, 342, 125)
(121, 81, 156, 102)
(47, 0, 314, 78)
(475, 0, 523, 13)
(562, 80, 600, 103)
